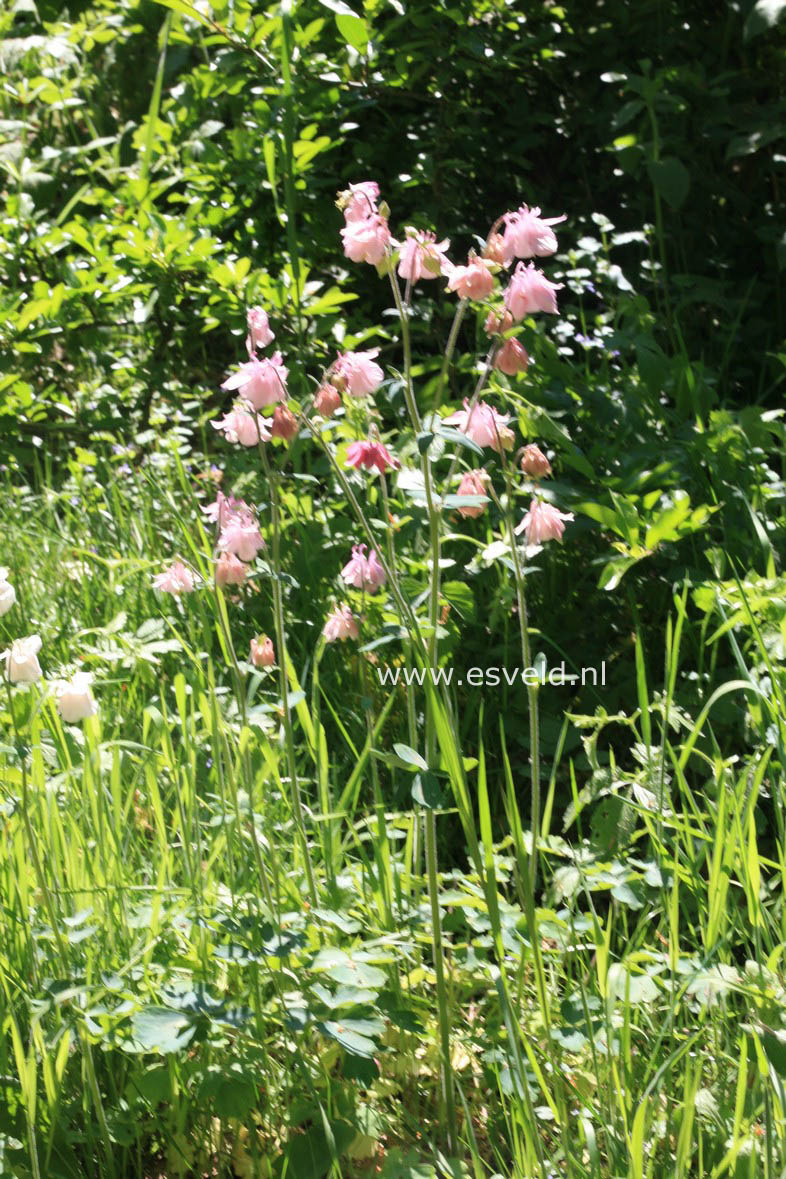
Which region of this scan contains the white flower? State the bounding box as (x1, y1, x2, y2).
(56, 671, 98, 723)
(0, 578, 16, 616)
(4, 635, 43, 683)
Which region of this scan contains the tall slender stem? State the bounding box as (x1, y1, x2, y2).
(259, 444, 318, 908)
(5, 678, 69, 968)
(387, 259, 456, 1151)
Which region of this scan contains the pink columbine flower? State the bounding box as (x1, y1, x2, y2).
(332, 349, 384, 398)
(456, 469, 491, 518)
(221, 352, 288, 409)
(202, 492, 251, 528)
(519, 444, 552, 480)
(345, 439, 398, 475)
(446, 253, 495, 301)
(495, 338, 530, 376)
(212, 403, 271, 447)
(218, 515, 264, 562)
(505, 262, 562, 320)
(502, 205, 566, 263)
(515, 499, 574, 544)
(246, 306, 274, 352)
(153, 560, 196, 595)
(341, 544, 386, 593)
(340, 215, 391, 265)
(323, 603, 360, 642)
(398, 229, 452, 283)
(340, 180, 381, 223)
(443, 399, 515, 453)
(216, 551, 248, 587)
(250, 635, 276, 668)
(272, 404, 298, 442)
(314, 383, 342, 418)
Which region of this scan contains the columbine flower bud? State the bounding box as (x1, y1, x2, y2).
(519, 444, 552, 480)
(456, 469, 490, 518)
(483, 233, 507, 265)
(314, 384, 342, 418)
(495, 338, 529, 376)
(272, 404, 299, 442)
(250, 635, 276, 668)
(484, 309, 514, 336)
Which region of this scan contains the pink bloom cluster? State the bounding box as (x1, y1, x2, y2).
(331, 349, 384, 398)
(339, 181, 391, 265)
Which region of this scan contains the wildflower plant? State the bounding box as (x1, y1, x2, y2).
(155, 183, 576, 1150)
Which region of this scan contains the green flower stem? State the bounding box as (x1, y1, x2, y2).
(5, 678, 69, 970)
(387, 260, 457, 1153)
(258, 443, 319, 909)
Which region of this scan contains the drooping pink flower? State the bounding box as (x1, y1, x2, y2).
(505, 262, 562, 320)
(250, 635, 276, 668)
(314, 383, 342, 418)
(495, 338, 529, 376)
(218, 515, 264, 562)
(502, 205, 566, 262)
(443, 399, 515, 453)
(515, 499, 573, 544)
(456, 469, 491, 518)
(340, 215, 391, 265)
(484, 308, 514, 336)
(246, 306, 274, 352)
(153, 560, 196, 595)
(519, 444, 552, 480)
(216, 551, 248, 587)
(272, 404, 298, 442)
(221, 353, 288, 408)
(323, 603, 360, 642)
(364, 549, 387, 592)
(341, 544, 386, 593)
(345, 439, 398, 475)
(211, 403, 271, 447)
(202, 492, 251, 528)
(398, 229, 451, 283)
(332, 349, 384, 397)
(340, 181, 380, 223)
(446, 253, 495, 300)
